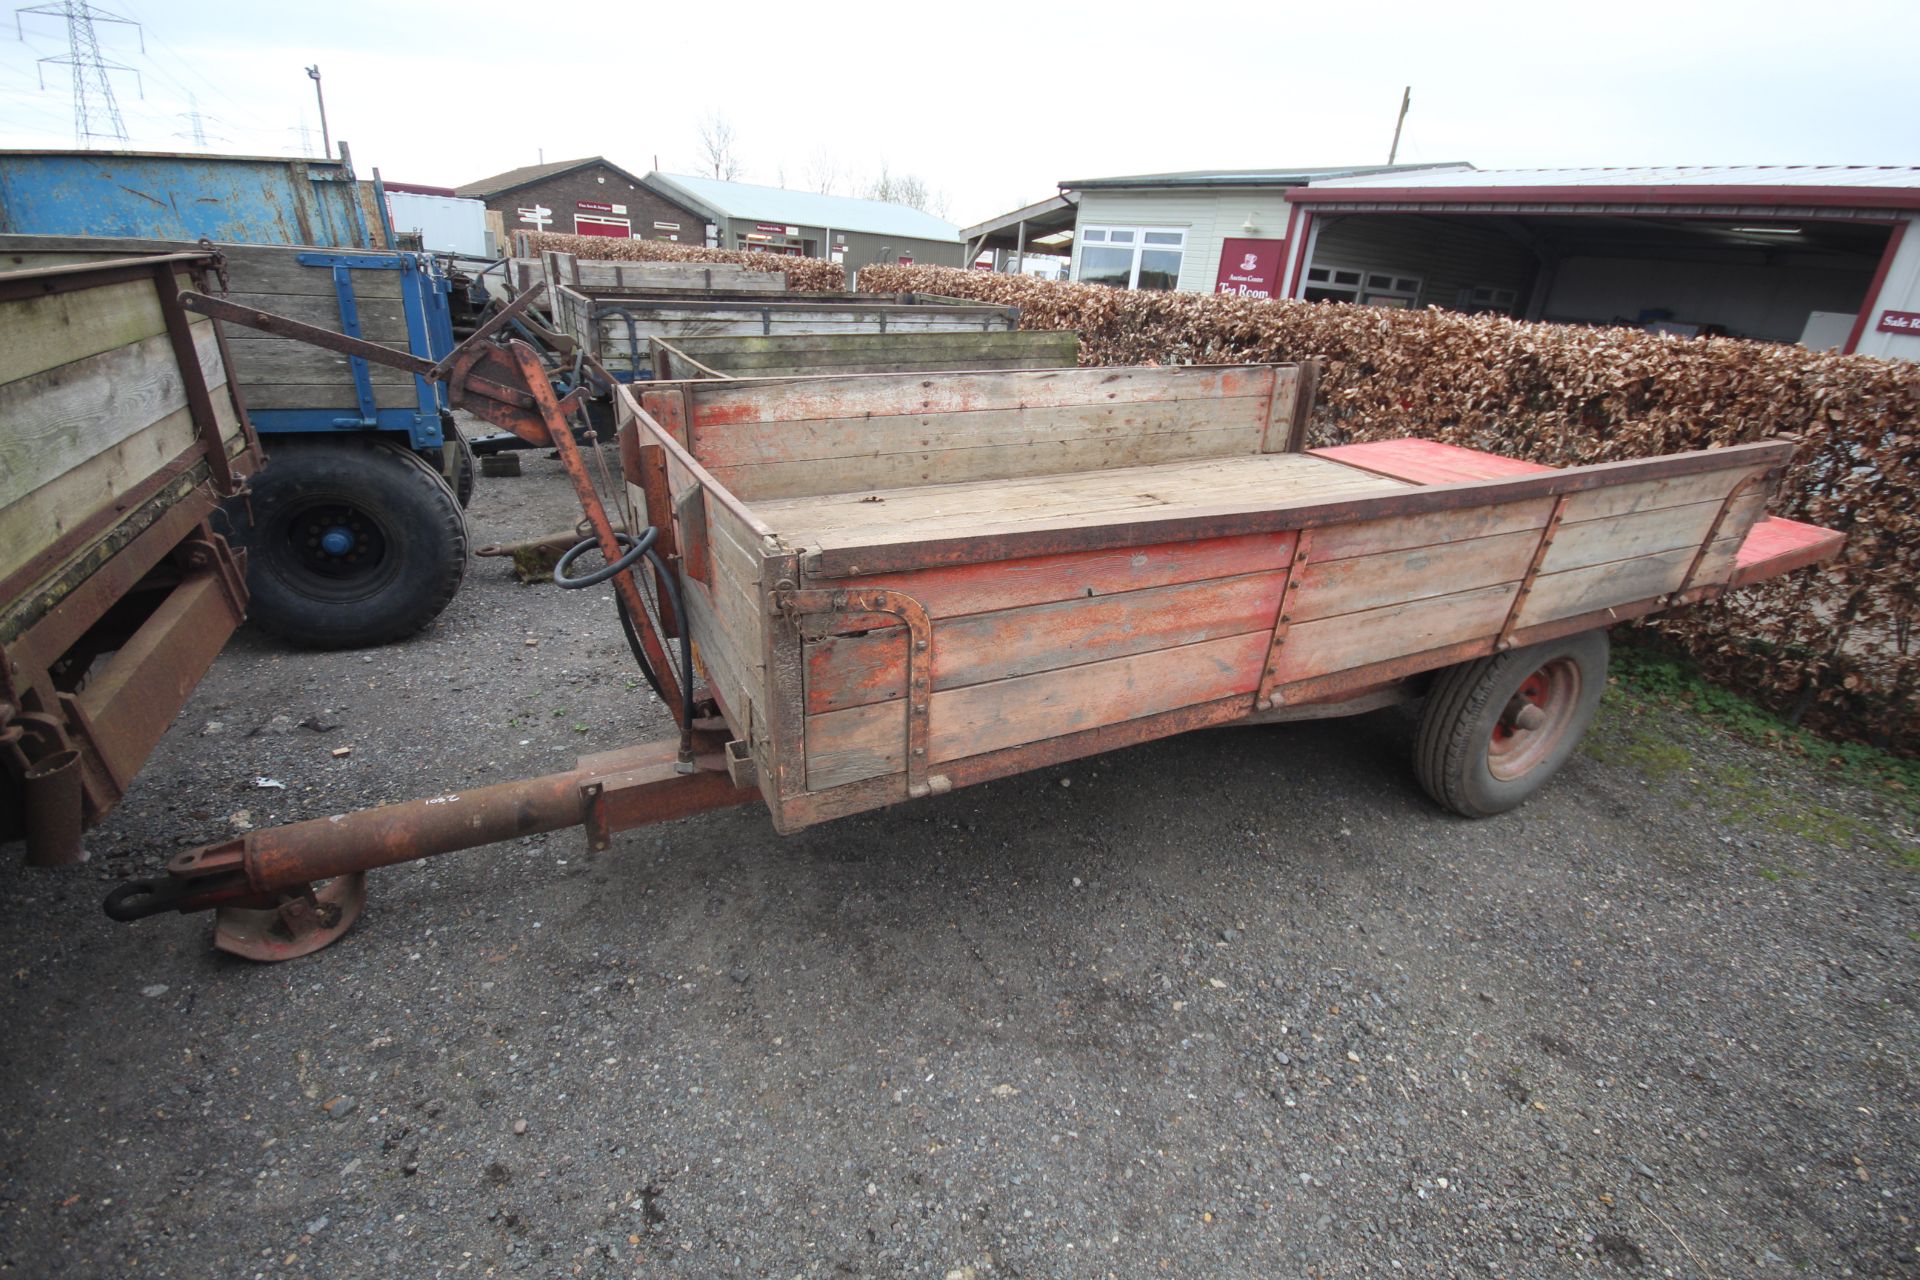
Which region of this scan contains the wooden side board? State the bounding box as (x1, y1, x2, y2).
(2, 258, 256, 614)
(645, 364, 1304, 502)
(654, 330, 1082, 380)
(517, 256, 785, 292)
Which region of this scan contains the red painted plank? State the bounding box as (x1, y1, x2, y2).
(1729, 516, 1845, 587)
(1310, 439, 1557, 486)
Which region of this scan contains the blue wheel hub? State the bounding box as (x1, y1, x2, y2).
(319, 526, 355, 556)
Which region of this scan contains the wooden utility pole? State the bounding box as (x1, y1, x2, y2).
(1387, 86, 1410, 165)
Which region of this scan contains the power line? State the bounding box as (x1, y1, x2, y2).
(15, 1, 143, 146)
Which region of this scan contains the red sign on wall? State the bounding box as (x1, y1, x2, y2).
(1878, 310, 1920, 335)
(1214, 237, 1286, 300)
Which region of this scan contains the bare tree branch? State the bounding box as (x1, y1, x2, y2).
(696, 112, 743, 181)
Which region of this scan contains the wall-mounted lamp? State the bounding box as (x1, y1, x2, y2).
(1242, 211, 1261, 234)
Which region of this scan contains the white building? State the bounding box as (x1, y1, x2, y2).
(971, 164, 1920, 358)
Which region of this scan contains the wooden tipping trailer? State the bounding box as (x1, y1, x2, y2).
(99, 338, 1842, 961)
(649, 329, 1082, 381)
(626, 364, 1841, 831)
(1, 249, 260, 865)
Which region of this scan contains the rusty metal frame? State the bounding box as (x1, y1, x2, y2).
(1494, 495, 1570, 651)
(1253, 530, 1310, 712)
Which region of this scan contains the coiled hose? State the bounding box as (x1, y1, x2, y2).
(552, 528, 696, 728)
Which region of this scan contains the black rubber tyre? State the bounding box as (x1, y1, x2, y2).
(1414, 630, 1609, 817)
(238, 436, 468, 649)
(440, 420, 476, 508)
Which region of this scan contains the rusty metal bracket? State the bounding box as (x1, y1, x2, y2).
(1670, 470, 1767, 606)
(1495, 496, 1570, 651)
(774, 586, 945, 799)
(1253, 531, 1311, 712)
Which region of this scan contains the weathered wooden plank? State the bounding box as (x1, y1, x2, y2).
(218, 291, 412, 344)
(696, 394, 1268, 468)
(688, 365, 1279, 427)
(0, 275, 169, 385)
(804, 629, 1270, 790)
(683, 581, 760, 730)
(812, 532, 1297, 623)
(675, 329, 1074, 356)
(223, 338, 416, 385)
(672, 330, 1079, 375)
(1271, 581, 1518, 684)
(806, 570, 1286, 713)
(1557, 465, 1762, 524)
(1303, 498, 1557, 562)
(240, 383, 418, 412)
(1289, 527, 1542, 620)
(1516, 535, 1742, 627)
(219, 246, 406, 299)
(1539, 491, 1767, 575)
(754, 454, 1404, 550)
(0, 406, 200, 585)
(0, 320, 222, 509)
(711, 425, 1274, 504)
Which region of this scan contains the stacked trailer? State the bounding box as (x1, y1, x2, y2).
(1, 248, 260, 866)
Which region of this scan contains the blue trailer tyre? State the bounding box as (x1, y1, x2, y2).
(1414, 629, 1608, 817)
(237, 437, 468, 649)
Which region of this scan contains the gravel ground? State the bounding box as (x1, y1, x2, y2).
(2, 453, 1917, 1280)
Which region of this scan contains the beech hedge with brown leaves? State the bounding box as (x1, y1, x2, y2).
(857, 264, 1920, 752)
(526, 232, 846, 291)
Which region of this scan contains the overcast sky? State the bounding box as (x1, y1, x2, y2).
(3, 0, 1916, 228)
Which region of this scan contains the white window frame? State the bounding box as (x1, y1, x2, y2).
(1076, 224, 1187, 290)
(573, 213, 631, 237)
(1304, 263, 1422, 307)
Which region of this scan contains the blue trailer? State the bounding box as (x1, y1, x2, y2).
(0, 150, 476, 648)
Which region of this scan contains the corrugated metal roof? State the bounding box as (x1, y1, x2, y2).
(1061, 162, 1471, 191)
(1310, 165, 1920, 191)
(649, 173, 963, 242)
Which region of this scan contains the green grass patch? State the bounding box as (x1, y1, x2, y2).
(1591, 644, 1920, 868)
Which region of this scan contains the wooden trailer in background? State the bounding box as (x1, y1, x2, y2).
(0, 247, 260, 866)
(649, 329, 1082, 381)
(554, 282, 1021, 380)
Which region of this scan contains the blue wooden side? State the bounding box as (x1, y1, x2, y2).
(0, 152, 370, 247)
(245, 251, 453, 449)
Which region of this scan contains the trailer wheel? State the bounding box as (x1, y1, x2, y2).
(1415, 630, 1608, 817)
(238, 437, 468, 649)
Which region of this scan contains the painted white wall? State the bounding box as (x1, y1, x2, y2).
(386, 192, 490, 257)
(1851, 213, 1920, 361)
(1543, 255, 1875, 343)
(1070, 187, 1291, 294)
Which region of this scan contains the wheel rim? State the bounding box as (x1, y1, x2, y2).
(1487, 657, 1582, 781)
(268, 497, 398, 602)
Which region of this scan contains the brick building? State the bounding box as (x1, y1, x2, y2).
(456, 157, 706, 243)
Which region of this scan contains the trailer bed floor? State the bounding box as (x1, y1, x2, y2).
(754, 452, 1409, 551)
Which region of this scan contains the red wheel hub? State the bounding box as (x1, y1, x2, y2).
(1488, 659, 1581, 781)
